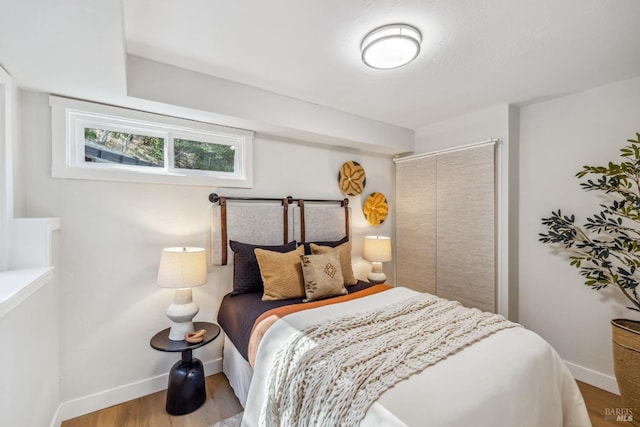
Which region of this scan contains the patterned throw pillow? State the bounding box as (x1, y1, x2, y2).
(300, 251, 347, 302)
(310, 241, 358, 285)
(229, 240, 298, 296)
(255, 245, 306, 301)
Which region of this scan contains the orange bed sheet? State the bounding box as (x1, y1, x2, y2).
(247, 284, 391, 367)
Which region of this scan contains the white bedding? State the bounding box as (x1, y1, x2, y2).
(241, 287, 590, 427)
(223, 335, 253, 408)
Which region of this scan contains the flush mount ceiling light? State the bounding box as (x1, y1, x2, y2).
(361, 23, 422, 70)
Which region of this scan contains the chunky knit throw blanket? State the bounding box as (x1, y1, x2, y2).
(260, 293, 519, 427)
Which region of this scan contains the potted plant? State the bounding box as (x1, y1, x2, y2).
(539, 133, 640, 425)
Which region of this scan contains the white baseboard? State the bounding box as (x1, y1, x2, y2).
(52, 357, 222, 425)
(565, 360, 620, 395)
(49, 405, 63, 427)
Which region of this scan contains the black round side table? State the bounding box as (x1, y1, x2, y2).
(150, 322, 221, 415)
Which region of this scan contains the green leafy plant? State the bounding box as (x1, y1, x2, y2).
(539, 133, 640, 312)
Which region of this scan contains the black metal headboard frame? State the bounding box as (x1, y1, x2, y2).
(209, 193, 349, 265)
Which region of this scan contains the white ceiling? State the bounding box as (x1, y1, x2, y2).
(123, 0, 640, 129)
(1, 0, 640, 131)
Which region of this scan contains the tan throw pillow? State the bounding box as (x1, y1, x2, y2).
(300, 252, 347, 302)
(255, 245, 306, 301)
(310, 241, 358, 285)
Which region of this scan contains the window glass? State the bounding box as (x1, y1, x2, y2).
(84, 128, 164, 167)
(174, 138, 235, 172)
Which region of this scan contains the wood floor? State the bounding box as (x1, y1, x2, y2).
(61, 374, 243, 427)
(577, 381, 632, 427)
(62, 375, 629, 427)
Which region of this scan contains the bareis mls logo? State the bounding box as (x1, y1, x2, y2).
(604, 407, 633, 422)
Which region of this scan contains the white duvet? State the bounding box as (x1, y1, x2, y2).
(242, 287, 590, 427)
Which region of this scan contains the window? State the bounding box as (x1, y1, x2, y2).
(50, 96, 253, 187)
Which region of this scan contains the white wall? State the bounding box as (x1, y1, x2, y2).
(0, 270, 61, 427)
(126, 55, 414, 156)
(0, 65, 14, 270)
(0, 68, 63, 427)
(414, 105, 509, 154)
(18, 90, 395, 420)
(519, 75, 640, 393)
(413, 105, 519, 320)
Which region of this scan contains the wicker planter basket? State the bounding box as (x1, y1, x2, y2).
(612, 319, 640, 426)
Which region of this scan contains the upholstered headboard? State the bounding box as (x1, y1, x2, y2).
(209, 194, 350, 265)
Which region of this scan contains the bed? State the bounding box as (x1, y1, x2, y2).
(210, 194, 590, 426)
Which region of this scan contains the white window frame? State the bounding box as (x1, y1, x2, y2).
(50, 96, 254, 188)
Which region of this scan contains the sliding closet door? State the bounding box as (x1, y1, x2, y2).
(436, 145, 495, 312)
(396, 156, 437, 294)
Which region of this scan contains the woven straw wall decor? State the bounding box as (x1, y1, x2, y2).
(338, 161, 366, 196)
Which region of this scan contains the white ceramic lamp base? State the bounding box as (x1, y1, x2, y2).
(166, 288, 199, 341)
(367, 261, 387, 284)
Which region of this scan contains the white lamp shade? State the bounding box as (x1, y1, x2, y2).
(157, 247, 207, 288)
(363, 236, 392, 262)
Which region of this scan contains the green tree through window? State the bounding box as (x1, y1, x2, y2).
(84, 128, 164, 167)
(174, 139, 235, 172)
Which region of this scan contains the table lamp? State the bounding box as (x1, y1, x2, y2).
(363, 236, 392, 284)
(157, 247, 207, 341)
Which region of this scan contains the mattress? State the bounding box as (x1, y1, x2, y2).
(222, 335, 253, 408)
(237, 287, 590, 426)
